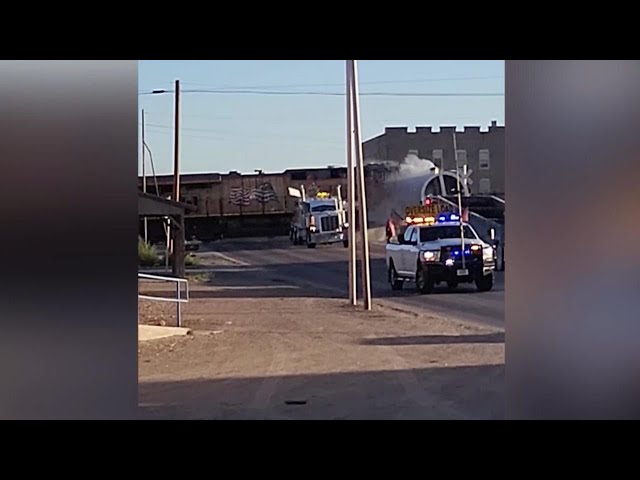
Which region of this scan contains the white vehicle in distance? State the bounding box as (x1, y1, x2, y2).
(289, 187, 348, 249)
(385, 212, 496, 294)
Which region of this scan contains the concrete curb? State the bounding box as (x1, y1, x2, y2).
(139, 325, 192, 342)
(208, 251, 251, 266)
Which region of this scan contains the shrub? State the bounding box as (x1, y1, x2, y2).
(166, 251, 199, 267)
(138, 237, 161, 267)
(185, 254, 199, 267)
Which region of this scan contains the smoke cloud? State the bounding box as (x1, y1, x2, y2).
(367, 152, 437, 226)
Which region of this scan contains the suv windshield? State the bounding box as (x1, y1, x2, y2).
(419, 225, 476, 242)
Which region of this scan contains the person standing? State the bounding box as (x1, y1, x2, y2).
(385, 216, 396, 243)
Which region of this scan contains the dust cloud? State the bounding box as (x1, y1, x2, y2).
(367, 152, 437, 226)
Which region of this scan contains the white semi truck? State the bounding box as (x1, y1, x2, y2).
(289, 186, 349, 249)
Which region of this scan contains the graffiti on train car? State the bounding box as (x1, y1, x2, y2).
(229, 187, 252, 207)
(140, 167, 373, 218)
(253, 182, 278, 205)
(228, 182, 278, 207)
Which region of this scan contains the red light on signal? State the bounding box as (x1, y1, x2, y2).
(424, 198, 432, 206)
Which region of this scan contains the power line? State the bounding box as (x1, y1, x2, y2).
(144, 122, 341, 141)
(180, 75, 503, 90)
(142, 122, 343, 142)
(144, 123, 233, 134)
(139, 89, 503, 97)
(143, 124, 344, 147)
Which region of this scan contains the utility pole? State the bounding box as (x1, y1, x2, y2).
(346, 62, 357, 306)
(349, 60, 372, 311)
(141, 109, 148, 243)
(453, 132, 466, 273)
(171, 79, 185, 277)
(173, 80, 181, 207)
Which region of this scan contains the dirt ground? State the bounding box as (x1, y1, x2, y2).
(138, 270, 504, 420)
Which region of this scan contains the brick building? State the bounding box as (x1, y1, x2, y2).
(363, 121, 505, 196)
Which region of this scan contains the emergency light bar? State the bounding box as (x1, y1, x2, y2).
(404, 200, 447, 226)
(437, 212, 460, 223)
(405, 216, 436, 225)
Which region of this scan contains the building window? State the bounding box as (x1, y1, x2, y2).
(432, 149, 443, 168)
(456, 149, 467, 165)
(479, 178, 491, 194)
(192, 196, 199, 208)
(479, 149, 490, 170)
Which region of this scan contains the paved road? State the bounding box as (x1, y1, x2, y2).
(201, 236, 504, 329)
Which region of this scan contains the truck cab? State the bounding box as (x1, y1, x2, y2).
(386, 211, 496, 294)
(290, 190, 348, 249)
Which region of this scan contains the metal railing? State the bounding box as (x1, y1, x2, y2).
(435, 195, 488, 222)
(138, 273, 189, 327)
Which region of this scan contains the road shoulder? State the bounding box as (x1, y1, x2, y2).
(138, 270, 504, 420)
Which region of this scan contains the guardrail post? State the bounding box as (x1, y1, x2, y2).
(176, 281, 182, 327)
(138, 273, 188, 329)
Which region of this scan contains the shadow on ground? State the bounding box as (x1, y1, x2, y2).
(188, 286, 336, 299)
(361, 332, 505, 346)
(142, 256, 504, 301)
(142, 270, 338, 300)
(139, 364, 504, 420)
(200, 236, 296, 253)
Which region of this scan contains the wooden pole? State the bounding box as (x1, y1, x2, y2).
(349, 60, 372, 310)
(346, 61, 357, 306)
(453, 132, 466, 272)
(171, 80, 184, 277)
(141, 109, 148, 243)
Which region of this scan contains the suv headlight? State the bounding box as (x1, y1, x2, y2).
(422, 250, 440, 262)
(483, 246, 494, 259)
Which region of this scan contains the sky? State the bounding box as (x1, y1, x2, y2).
(138, 60, 504, 175)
